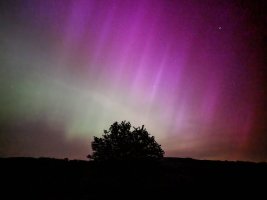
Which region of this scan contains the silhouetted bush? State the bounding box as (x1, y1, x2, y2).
(88, 121, 164, 161)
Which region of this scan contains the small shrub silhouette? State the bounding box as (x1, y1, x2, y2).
(88, 121, 164, 161)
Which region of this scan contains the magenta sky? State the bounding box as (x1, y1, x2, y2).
(0, 0, 266, 161)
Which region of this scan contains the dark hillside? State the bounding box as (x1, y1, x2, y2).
(1, 157, 266, 198)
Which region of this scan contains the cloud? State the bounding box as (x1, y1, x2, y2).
(0, 118, 89, 160)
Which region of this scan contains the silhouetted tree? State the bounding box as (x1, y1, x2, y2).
(88, 121, 164, 161)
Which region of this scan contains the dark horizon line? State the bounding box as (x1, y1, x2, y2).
(1, 156, 266, 164)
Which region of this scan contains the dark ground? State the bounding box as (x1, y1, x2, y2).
(1, 157, 266, 198)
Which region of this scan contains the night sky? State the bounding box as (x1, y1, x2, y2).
(0, 0, 266, 161)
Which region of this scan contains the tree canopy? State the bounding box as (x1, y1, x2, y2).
(88, 121, 164, 161)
